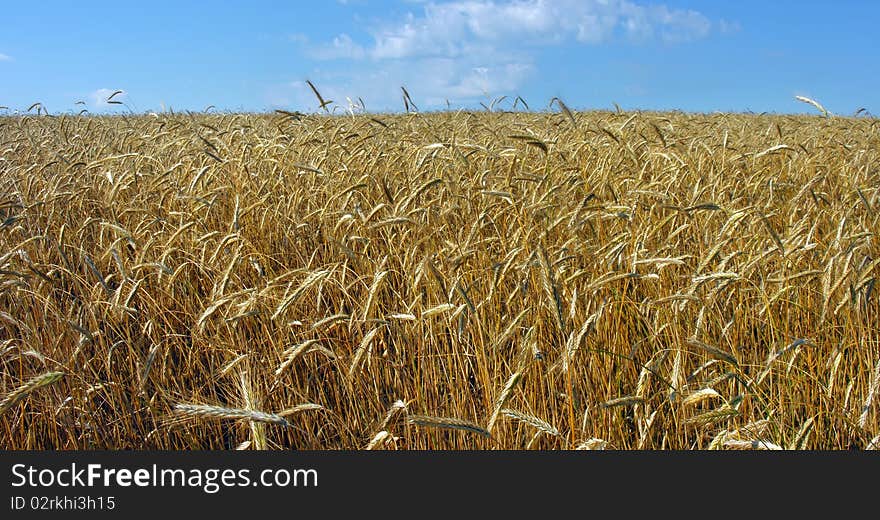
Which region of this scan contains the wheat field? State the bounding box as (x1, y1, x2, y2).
(0, 108, 878, 449)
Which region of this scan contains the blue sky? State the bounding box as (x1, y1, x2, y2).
(0, 1, 877, 115)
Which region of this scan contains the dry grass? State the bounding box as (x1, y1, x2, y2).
(0, 108, 878, 449)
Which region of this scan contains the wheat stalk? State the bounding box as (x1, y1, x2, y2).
(173, 403, 291, 427)
(794, 95, 830, 117)
(723, 439, 783, 450)
(500, 408, 560, 437)
(366, 430, 392, 450)
(859, 358, 880, 429)
(601, 395, 645, 408)
(575, 438, 609, 450)
(0, 372, 64, 414)
(487, 372, 522, 433)
(407, 415, 491, 438)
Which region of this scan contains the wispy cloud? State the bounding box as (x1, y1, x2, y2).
(0, 53, 12, 62)
(289, 33, 310, 45)
(307, 34, 366, 60)
(345, 0, 713, 60)
(285, 0, 719, 110)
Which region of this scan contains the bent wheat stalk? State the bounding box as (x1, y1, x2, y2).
(0, 372, 64, 415)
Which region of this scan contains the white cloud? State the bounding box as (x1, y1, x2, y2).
(288, 0, 717, 110)
(621, 3, 713, 42)
(90, 88, 128, 108)
(363, 0, 713, 59)
(0, 53, 12, 61)
(308, 34, 366, 60)
(289, 33, 310, 45)
(438, 61, 533, 101)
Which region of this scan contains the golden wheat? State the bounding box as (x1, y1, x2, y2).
(0, 108, 877, 450)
